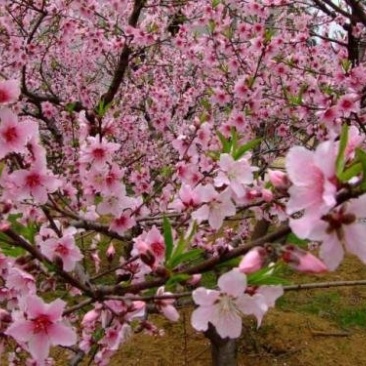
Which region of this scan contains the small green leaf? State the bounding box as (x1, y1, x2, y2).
(208, 19, 216, 33)
(165, 274, 191, 290)
(341, 59, 352, 73)
(233, 138, 261, 160)
(0, 245, 25, 258)
(336, 124, 349, 177)
(338, 162, 362, 182)
(356, 149, 366, 190)
(247, 265, 291, 286)
(65, 102, 76, 113)
(216, 131, 232, 153)
(230, 128, 238, 153)
(163, 217, 174, 263)
(169, 249, 203, 268)
(286, 232, 309, 248)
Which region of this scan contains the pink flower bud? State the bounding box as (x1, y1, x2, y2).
(187, 274, 202, 286)
(268, 170, 289, 190)
(261, 188, 273, 202)
(282, 245, 327, 273)
(106, 243, 115, 262)
(239, 247, 266, 274)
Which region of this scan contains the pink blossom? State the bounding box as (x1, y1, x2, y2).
(286, 141, 337, 237)
(214, 153, 254, 197)
(9, 163, 61, 204)
(133, 226, 165, 268)
(337, 94, 360, 116)
(192, 186, 236, 230)
(6, 268, 36, 295)
(109, 212, 136, 235)
(0, 109, 36, 159)
(5, 295, 76, 362)
(169, 184, 201, 211)
(0, 80, 20, 104)
(191, 270, 281, 338)
(79, 135, 120, 167)
(40, 234, 83, 272)
(297, 194, 366, 270)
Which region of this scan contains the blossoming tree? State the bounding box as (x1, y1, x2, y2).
(0, 0, 366, 365)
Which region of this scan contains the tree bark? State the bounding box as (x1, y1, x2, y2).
(205, 324, 238, 366)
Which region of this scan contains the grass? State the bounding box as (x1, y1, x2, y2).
(278, 286, 366, 329)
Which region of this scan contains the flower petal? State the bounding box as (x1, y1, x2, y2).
(218, 270, 246, 297)
(192, 288, 219, 306)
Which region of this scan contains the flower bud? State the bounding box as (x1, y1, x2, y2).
(268, 170, 290, 190)
(282, 245, 327, 273)
(239, 247, 266, 274)
(106, 243, 115, 262)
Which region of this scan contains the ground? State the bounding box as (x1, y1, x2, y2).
(109, 255, 366, 366)
(7, 254, 366, 365)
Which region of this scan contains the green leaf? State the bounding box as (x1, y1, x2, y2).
(341, 59, 352, 73)
(200, 98, 211, 111)
(356, 149, 366, 190)
(230, 128, 238, 153)
(0, 245, 25, 258)
(165, 274, 191, 290)
(247, 265, 291, 286)
(96, 100, 112, 117)
(216, 131, 232, 153)
(163, 217, 174, 263)
(336, 124, 349, 177)
(215, 257, 241, 269)
(286, 232, 309, 248)
(208, 19, 216, 33)
(233, 138, 261, 160)
(338, 162, 363, 182)
(169, 249, 203, 268)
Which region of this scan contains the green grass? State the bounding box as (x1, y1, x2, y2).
(337, 307, 366, 328)
(277, 289, 366, 329)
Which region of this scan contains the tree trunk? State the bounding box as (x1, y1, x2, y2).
(205, 324, 238, 366)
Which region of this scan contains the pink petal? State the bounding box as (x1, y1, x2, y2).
(5, 320, 33, 342)
(208, 208, 224, 230)
(238, 294, 267, 327)
(192, 288, 219, 306)
(26, 295, 47, 318)
(256, 286, 284, 308)
(28, 332, 50, 361)
(286, 147, 316, 185)
(319, 235, 344, 271)
(218, 270, 246, 297)
(213, 309, 242, 338)
(48, 323, 77, 346)
(344, 224, 366, 264)
(191, 306, 215, 332)
(47, 299, 66, 322)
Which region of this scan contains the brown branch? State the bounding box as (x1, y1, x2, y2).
(284, 279, 366, 291)
(100, 224, 291, 296)
(3, 228, 94, 296)
(99, 0, 145, 108)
